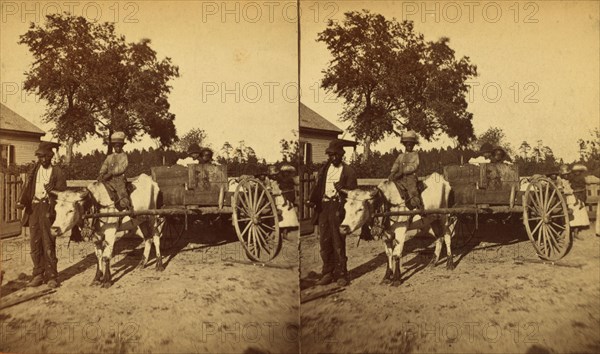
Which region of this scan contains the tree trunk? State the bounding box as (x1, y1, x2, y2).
(107, 129, 113, 155)
(64, 137, 74, 165)
(363, 136, 372, 160)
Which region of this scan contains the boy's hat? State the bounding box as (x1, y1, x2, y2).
(400, 130, 418, 143)
(110, 131, 126, 145)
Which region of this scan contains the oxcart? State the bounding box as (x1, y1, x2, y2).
(85, 164, 283, 262)
(372, 163, 573, 261)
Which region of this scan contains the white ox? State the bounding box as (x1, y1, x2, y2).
(50, 174, 162, 288)
(338, 173, 456, 285)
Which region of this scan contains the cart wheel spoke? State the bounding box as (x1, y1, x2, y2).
(255, 199, 271, 216)
(238, 194, 252, 215)
(239, 221, 252, 241)
(260, 223, 275, 231)
(254, 226, 271, 255)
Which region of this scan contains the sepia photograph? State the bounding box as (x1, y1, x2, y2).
(298, 1, 599, 353)
(1, 0, 599, 354)
(1, 1, 299, 353)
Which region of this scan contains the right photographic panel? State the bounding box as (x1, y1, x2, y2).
(298, 1, 600, 353)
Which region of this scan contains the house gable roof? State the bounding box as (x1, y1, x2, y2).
(0, 104, 45, 135)
(300, 102, 343, 134)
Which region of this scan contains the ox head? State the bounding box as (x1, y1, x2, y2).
(49, 189, 89, 237)
(339, 188, 379, 236)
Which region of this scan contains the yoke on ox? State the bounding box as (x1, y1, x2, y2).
(338, 173, 456, 285)
(50, 174, 162, 288)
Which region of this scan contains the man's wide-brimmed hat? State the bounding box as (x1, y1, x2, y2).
(572, 164, 588, 172)
(280, 164, 296, 173)
(35, 141, 56, 157)
(479, 142, 494, 154)
(325, 139, 345, 155)
(188, 143, 202, 154)
(492, 146, 507, 156)
(110, 131, 126, 145)
(400, 130, 418, 143)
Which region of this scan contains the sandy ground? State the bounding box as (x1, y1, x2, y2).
(0, 222, 299, 353)
(300, 221, 600, 353)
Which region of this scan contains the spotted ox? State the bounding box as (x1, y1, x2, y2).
(338, 173, 456, 285)
(50, 174, 162, 288)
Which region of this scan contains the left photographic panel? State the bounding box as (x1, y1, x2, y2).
(0, 1, 300, 353)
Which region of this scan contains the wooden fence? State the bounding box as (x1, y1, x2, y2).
(298, 171, 317, 235)
(0, 172, 26, 238)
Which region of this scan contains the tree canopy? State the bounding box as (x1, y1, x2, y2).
(474, 127, 513, 155)
(318, 10, 477, 158)
(19, 13, 180, 157)
(174, 128, 208, 152)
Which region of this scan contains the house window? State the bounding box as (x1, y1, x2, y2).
(0, 144, 15, 167)
(300, 142, 312, 165)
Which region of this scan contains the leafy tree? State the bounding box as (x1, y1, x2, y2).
(19, 13, 180, 158)
(174, 128, 208, 152)
(219, 142, 234, 162)
(519, 141, 531, 159)
(318, 10, 477, 158)
(279, 130, 299, 163)
(474, 127, 513, 156)
(577, 128, 600, 176)
(578, 128, 599, 161)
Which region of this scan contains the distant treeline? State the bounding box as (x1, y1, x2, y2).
(301, 147, 599, 179)
(60, 148, 286, 179)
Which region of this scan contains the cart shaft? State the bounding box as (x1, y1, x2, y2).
(85, 207, 232, 218)
(373, 206, 524, 217)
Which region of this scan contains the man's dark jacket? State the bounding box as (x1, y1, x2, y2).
(19, 163, 67, 227)
(309, 162, 358, 225)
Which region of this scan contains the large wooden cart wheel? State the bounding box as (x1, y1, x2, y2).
(232, 177, 281, 262)
(448, 215, 477, 250)
(158, 215, 186, 252)
(522, 176, 572, 260)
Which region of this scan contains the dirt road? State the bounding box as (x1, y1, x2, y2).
(300, 222, 600, 353)
(1, 225, 299, 353)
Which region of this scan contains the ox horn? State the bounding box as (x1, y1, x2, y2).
(338, 188, 350, 195)
(79, 189, 90, 199)
(369, 188, 379, 198)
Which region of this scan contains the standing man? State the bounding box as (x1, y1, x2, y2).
(18, 142, 67, 288)
(98, 132, 130, 211)
(308, 139, 357, 286)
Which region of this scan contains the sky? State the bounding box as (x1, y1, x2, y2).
(300, 0, 600, 162)
(1, 1, 298, 162)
